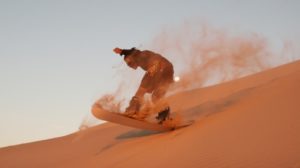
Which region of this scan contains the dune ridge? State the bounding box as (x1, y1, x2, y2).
(1, 60, 300, 168)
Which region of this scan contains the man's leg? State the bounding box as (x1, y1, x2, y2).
(124, 96, 141, 115)
(152, 85, 168, 104)
(124, 86, 147, 115)
(152, 84, 171, 123)
(124, 73, 153, 119)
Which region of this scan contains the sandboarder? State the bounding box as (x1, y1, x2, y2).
(113, 47, 174, 123)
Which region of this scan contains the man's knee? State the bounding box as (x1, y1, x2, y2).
(152, 94, 161, 104)
(152, 88, 167, 103)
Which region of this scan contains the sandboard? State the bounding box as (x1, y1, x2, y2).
(91, 103, 193, 132)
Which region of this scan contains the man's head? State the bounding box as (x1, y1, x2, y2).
(113, 47, 138, 69)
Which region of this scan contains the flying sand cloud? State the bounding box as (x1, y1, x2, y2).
(148, 21, 273, 92)
(81, 21, 297, 128)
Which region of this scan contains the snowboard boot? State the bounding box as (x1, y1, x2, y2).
(156, 107, 170, 124)
(123, 109, 137, 118)
(131, 111, 149, 121)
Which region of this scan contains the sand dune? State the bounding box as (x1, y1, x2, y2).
(1, 60, 300, 168)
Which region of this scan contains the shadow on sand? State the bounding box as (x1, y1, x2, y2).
(116, 129, 162, 140)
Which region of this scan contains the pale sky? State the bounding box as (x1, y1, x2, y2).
(0, 0, 299, 147)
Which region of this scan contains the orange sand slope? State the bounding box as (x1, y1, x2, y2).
(1, 60, 300, 168)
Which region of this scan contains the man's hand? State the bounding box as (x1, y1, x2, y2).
(113, 47, 122, 54)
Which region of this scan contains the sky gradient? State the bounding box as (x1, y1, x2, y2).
(0, 0, 299, 147)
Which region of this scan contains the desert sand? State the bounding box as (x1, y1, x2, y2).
(1, 60, 300, 168)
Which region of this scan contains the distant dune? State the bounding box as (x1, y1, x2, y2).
(1, 60, 300, 168)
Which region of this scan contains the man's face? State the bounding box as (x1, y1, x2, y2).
(125, 57, 138, 69)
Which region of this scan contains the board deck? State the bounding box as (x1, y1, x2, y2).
(91, 103, 193, 132)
